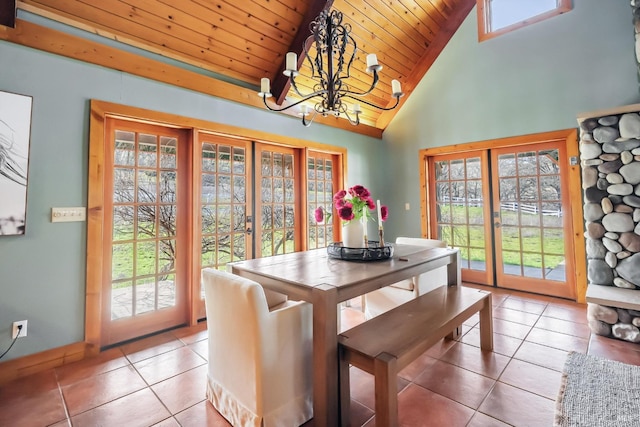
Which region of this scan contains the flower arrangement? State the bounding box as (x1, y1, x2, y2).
(314, 184, 388, 224)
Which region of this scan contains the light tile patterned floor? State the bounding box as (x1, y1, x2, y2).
(2, 284, 640, 427)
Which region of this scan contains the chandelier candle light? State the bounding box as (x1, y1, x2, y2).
(258, 9, 404, 126)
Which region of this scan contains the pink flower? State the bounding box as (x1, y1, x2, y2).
(333, 190, 347, 201)
(349, 185, 370, 199)
(381, 205, 389, 221)
(365, 198, 375, 209)
(314, 207, 325, 223)
(337, 203, 355, 221)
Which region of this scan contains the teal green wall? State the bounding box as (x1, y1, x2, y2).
(0, 35, 383, 361)
(382, 0, 638, 240)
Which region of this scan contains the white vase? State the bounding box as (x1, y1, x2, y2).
(342, 220, 365, 248)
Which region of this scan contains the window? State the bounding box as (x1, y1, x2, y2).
(477, 0, 571, 41)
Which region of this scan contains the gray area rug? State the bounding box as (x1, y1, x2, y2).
(555, 352, 640, 427)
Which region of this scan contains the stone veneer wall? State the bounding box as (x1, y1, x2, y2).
(580, 109, 640, 343)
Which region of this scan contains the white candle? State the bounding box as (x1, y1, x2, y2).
(377, 199, 383, 224)
(391, 79, 401, 95)
(352, 103, 361, 114)
(366, 53, 378, 68)
(286, 52, 297, 72)
(362, 206, 368, 246)
(260, 77, 270, 94)
(300, 105, 309, 115)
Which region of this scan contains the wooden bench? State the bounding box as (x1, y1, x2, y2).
(338, 286, 493, 427)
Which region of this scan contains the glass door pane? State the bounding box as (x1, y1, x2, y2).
(429, 151, 493, 285)
(491, 142, 575, 298)
(105, 121, 189, 346)
(307, 152, 339, 249)
(256, 144, 299, 257)
(196, 134, 251, 318)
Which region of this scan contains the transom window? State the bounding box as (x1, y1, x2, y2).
(477, 0, 571, 41)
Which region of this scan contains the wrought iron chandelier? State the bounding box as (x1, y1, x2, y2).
(258, 9, 404, 127)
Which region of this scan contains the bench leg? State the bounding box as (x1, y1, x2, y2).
(445, 324, 463, 340)
(479, 294, 494, 351)
(374, 352, 398, 427)
(339, 348, 352, 427)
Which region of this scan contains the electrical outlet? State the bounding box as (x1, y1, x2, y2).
(12, 320, 27, 339)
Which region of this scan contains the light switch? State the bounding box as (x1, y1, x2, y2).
(405, 203, 410, 210)
(51, 207, 86, 223)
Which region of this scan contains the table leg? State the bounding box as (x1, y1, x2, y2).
(447, 249, 463, 340)
(312, 284, 339, 427)
(447, 249, 461, 287)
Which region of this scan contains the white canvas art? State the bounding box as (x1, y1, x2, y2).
(0, 90, 33, 235)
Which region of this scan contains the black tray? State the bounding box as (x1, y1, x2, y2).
(327, 242, 394, 262)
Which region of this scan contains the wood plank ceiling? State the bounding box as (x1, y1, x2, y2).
(16, 0, 475, 133)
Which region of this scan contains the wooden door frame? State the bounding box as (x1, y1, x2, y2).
(254, 142, 304, 256)
(419, 129, 586, 302)
(426, 150, 494, 285)
(192, 132, 254, 320)
(100, 119, 192, 346)
(302, 149, 345, 247)
(87, 100, 348, 352)
(490, 140, 576, 299)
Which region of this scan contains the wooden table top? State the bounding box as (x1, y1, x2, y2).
(230, 244, 458, 302)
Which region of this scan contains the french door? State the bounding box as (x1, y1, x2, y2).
(307, 152, 340, 249)
(491, 142, 574, 297)
(430, 152, 493, 286)
(428, 138, 576, 299)
(103, 119, 190, 345)
(193, 135, 342, 318)
(195, 134, 253, 319)
(90, 103, 346, 348)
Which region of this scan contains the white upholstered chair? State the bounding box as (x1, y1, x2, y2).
(364, 237, 454, 319)
(202, 268, 313, 427)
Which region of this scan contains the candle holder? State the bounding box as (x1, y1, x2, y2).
(378, 226, 385, 247)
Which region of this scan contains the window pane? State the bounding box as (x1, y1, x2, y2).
(490, 0, 559, 31)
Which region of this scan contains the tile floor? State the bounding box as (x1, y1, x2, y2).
(2, 284, 640, 427)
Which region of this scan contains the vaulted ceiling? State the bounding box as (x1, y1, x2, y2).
(15, 0, 476, 135)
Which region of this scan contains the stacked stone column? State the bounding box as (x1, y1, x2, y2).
(581, 111, 640, 342)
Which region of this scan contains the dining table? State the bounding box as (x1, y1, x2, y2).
(229, 243, 460, 427)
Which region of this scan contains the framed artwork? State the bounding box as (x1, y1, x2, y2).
(0, 90, 33, 235)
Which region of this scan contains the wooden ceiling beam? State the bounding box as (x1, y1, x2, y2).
(0, 0, 16, 28)
(0, 18, 382, 137)
(271, 0, 334, 106)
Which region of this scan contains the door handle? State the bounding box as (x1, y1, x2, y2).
(246, 215, 252, 235)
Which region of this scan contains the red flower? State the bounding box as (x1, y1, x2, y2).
(337, 203, 355, 221)
(314, 207, 325, 223)
(333, 190, 347, 201)
(349, 185, 370, 199)
(381, 205, 389, 221)
(365, 198, 375, 209)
